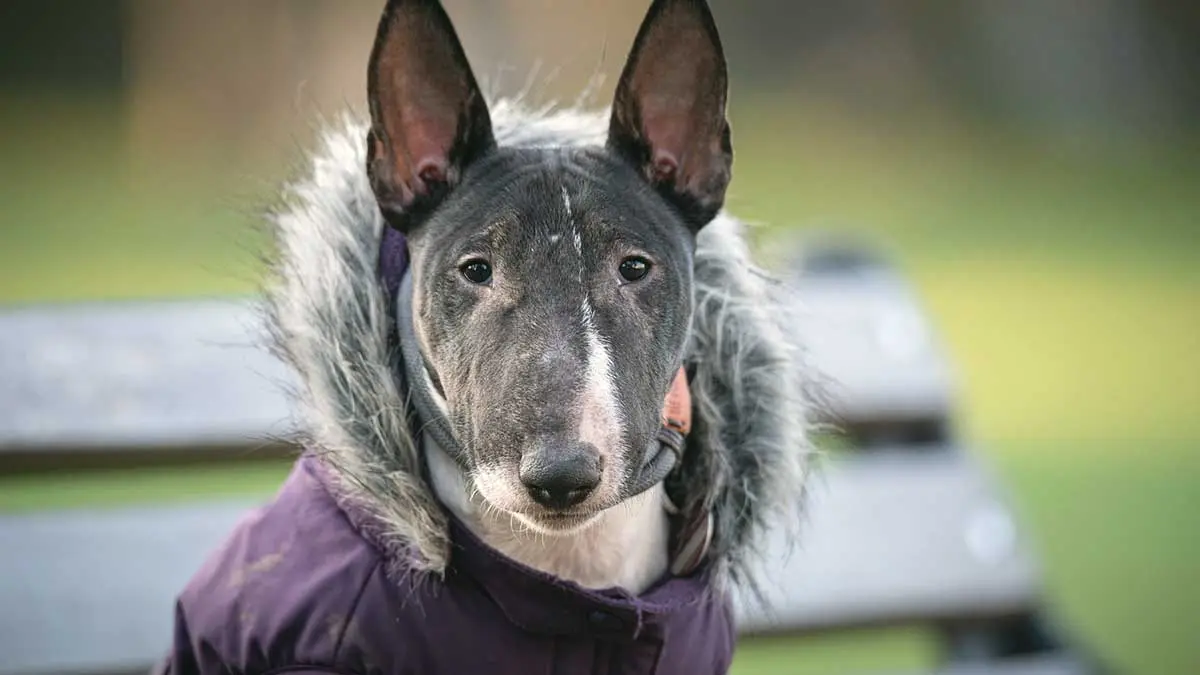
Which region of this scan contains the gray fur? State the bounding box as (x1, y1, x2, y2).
(264, 102, 813, 593)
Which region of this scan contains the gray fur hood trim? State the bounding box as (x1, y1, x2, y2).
(264, 101, 812, 592)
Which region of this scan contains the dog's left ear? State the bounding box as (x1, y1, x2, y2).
(608, 0, 732, 230)
(366, 0, 495, 231)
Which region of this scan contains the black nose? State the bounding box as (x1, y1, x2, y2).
(520, 443, 601, 510)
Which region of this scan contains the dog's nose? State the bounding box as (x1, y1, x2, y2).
(520, 443, 601, 510)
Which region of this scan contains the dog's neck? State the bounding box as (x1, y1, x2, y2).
(425, 437, 670, 594)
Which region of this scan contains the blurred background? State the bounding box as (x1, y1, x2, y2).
(0, 1, 1196, 674)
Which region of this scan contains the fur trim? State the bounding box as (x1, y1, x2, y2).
(263, 102, 813, 592)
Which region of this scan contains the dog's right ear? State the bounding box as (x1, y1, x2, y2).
(366, 0, 495, 230)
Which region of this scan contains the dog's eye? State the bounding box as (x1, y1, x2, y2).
(459, 259, 492, 285)
(618, 257, 651, 282)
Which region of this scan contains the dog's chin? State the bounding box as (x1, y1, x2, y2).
(511, 510, 604, 536)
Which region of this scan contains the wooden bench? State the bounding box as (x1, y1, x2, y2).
(0, 245, 1103, 675)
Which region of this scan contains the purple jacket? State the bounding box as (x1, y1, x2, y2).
(162, 108, 809, 675)
(163, 455, 734, 675)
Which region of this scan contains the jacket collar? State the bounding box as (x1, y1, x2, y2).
(445, 513, 719, 640)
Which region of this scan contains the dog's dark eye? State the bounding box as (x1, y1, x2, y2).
(618, 257, 651, 282)
(460, 259, 492, 285)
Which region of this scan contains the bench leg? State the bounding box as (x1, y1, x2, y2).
(938, 612, 1113, 674)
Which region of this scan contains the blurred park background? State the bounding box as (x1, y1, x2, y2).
(0, 1, 1197, 674)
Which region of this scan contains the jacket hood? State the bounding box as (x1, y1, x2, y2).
(264, 101, 813, 594)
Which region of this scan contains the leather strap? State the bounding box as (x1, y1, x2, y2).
(395, 273, 463, 464)
(660, 367, 691, 435)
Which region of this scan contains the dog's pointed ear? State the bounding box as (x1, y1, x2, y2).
(366, 0, 495, 230)
(608, 0, 732, 230)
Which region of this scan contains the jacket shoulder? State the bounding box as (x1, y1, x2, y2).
(167, 460, 393, 674)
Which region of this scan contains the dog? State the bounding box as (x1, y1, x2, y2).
(161, 2, 809, 673)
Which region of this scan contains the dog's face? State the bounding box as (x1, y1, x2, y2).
(366, 0, 731, 533)
(406, 149, 698, 530)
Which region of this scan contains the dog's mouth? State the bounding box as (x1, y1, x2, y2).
(464, 454, 630, 536)
(512, 510, 604, 535)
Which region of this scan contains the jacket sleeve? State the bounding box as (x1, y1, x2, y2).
(152, 601, 205, 675)
(154, 600, 354, 675)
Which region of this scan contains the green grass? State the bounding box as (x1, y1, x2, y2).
(0, 458, 294, 513)
(988, 443, 1200, 675)
(732, 628, 938, 675)
(730, 97, 1200, 272)
(0, 94, 269, 305)
(913, 260, 1200, 444)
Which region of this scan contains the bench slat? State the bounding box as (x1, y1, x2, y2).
(736, 453, 1040, 634)
(0, 301, 293, 454)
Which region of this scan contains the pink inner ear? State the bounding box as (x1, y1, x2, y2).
(651, 149, 679, 184)
(642, 96, 709, 189)
(417, 160, 446, 185)
(394, 100, 460, 194)
(368, 2, 494, 210)
(620, 10, 726, 197)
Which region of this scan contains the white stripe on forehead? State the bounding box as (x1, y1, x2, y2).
(561, 184, 573, 221)
(559, 181, 622, 463)
(563, 184, 583, 263)
(578, 308, 623, 463)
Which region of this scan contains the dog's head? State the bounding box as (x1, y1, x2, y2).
(366, 0, 731, 533)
